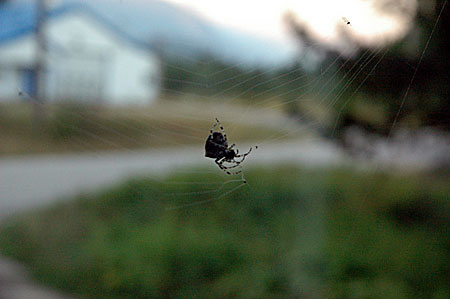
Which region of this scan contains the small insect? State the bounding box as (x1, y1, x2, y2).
(342, 17, 351, 26)
(205, 118, 256, 178)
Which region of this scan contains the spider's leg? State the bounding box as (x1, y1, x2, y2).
(235, 146, 254, 163)
(210, 119, 221, 135)
(219, 160, 242, 170)
(225, 169, 242, 176)
(215, 118, 228, 141)
(215, 158, 242, 175)
(217, 160, 246, 176)
(215, 157, 226, 169)
(216, 157, 235, 173)
(224, 162, 244, 175)
(222, 164, 243, 175)
(219, 146, 256, 171)
(235, 146, 253, 157)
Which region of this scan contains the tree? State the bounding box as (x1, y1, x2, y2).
(286, 0, 449, 136)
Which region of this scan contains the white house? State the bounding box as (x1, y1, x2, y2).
(0, 1, 161, 105)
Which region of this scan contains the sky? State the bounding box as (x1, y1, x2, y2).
(43, 0, 419, 54)
(40, 0, 419, 63)
(164, 0, 418, 50)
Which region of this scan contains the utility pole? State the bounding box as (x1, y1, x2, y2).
(33, 0, 47, 127)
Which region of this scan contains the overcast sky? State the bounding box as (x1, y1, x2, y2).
(163, 0, 418, 49)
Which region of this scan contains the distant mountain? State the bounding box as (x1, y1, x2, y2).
(4, 0, 297, 65)
(71, 0, 298, 66)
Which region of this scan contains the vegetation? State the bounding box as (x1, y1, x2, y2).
(285, 0, 450, 135)
(160, 0, 450, 137)
(0, 101, 289, 155)
(161, 57, 308, 107)
(1, 167, 448, 298)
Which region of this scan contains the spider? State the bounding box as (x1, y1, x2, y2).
(342, 17, 351, 26)
(205, 118, 256, 177)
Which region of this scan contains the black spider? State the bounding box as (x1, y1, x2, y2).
(342, 17, 351, 26)
(205, 118, 255, 176)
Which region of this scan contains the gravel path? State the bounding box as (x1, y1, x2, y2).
(0, 139, 344, 219)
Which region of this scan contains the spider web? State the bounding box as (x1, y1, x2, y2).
(2, 2, 449, 298)
(7, 0, 449, 213)
(157, 1, 448, 209)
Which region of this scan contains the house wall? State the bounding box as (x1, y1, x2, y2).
(0, 10, 160, 105)
(0, 69, 21, 100)
(46, 12, 160, 105)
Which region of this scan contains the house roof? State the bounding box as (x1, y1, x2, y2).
(0, 1, 150, 49)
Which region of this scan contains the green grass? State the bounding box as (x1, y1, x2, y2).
(0, 167, 449, 298)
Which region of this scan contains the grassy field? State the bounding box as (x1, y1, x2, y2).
(0, 167, 449, 298)
(0, 99, 296, 155)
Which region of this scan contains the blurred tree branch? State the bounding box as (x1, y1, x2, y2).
(285, 0, 449, 136)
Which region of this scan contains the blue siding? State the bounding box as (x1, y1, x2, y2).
(20, 68, 37, 97)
